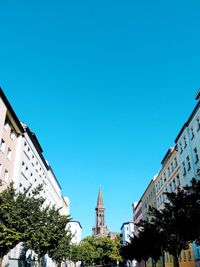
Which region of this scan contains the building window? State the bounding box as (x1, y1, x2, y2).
(171, 162, 174, 172)
(197, 117, 200, 131)
(179, 142, 183, 153)
(0, 139, 6, 153)
(174, 157, 178, 168)
(190, 126, 195, 139)
(7, 148, 12, 160)
(186, 156, 191, 171)
(169, 183, 172, 193)
(176, 174, 180, 187)
(172, 179, 176, 191)
(182, 161, 186, 176)
(194, 147, 199, 163)
(183, 136, 187, 148)
(164, 172, 166, 182)
(10, 129, 15, 140)
(167, 166, 170, 177)
(4, 118, 9, 130)
(4, 169, 9, 182)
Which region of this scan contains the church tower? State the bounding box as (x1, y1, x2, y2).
(92, 187, 109, 237)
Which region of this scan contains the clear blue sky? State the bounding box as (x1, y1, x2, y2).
(0, 0, 200, 238)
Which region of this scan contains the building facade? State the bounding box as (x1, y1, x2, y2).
(0, 88, 71, 267)
(67, 221, 82, 244)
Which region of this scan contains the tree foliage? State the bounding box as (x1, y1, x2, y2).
(0, 184, 71, 267)
(72, 235, 122, 266)
(121, 178, 200, 267)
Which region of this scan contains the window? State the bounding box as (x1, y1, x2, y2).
(182, 161, 186, 176)
(4, 118, 9, 130)
(167, 166, 170, 177)
(197, 117, 200, 131)
(176, 175, 180, 186)
(190, 126, 195, 139)
(10, 129, 15, 140)
(171, 162, 174, 172)
(21, 161, 25, 174)
(0, 139, 6, 152)
(194, 147, 199, 163)
(183, 136, 187, 148)
(172, 179, 176, 191)
(186, 156, 191, 171)
(4, 170, 8, 182)
(7, 148, 12, 160)
(169, 183, 172, 193)
(179, 142, 183, 153)
(174, 157, 178, 168)
(164, 172, 166, 182)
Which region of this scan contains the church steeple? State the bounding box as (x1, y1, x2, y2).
(92, 187, 109, 237)
(97, 187, 104, 208)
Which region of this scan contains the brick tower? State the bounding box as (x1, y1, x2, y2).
(92, 187, 109, 237)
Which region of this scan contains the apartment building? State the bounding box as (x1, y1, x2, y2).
(132, 91, 200, 267)
(0, 89, 24, 192)
(120, 222, 134, 246)
(0, 88, 71, 267)
(141, 176, 157, 221)
(154, 147, 180, 210)
(175, 91, 200, 267)
(67, 221, 82, 244)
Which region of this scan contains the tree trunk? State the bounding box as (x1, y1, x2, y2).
(161, 248, 165, 267)
(144, 260, 147, 267)
(172, 255, 179, 267)
(0, 257, 3, 267)
(57, 262, 61, 267)
(38, 256, 42, 267)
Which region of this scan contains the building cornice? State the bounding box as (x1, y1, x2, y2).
(0, 87, 24, 134)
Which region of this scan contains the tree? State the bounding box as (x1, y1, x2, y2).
(0, 184, 45, 267)
(24, 206, 71, 267)
(148, 178, 200, 267)
(49, 232, 72, 267)
(77, 235, 121, 266)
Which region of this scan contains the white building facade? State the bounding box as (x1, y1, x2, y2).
(67, 221, 82, 244)
(0, 88, 71, 267)
(120, 222, 134, 246)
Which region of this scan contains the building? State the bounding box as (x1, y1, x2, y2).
(67, 221, 82, 244)
(175, 90, 200, 267)
(141, 175, 157, 222)
(0, 88, 24, 192)
(92, 187, 109, 237)
(120, 222, 134, 246)
(175, 90, 200, 186)
(133, 200, 142, 237)
(0, 88, 71, 267)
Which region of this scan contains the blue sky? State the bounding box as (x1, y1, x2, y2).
(0, 0, 200, 237)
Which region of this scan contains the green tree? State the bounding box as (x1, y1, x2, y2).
(0, 184, 45, 267)
(149, 178, 200, 267)
(78, 235, 121, 267)
(49, 232, 72, 267)
(24, 206, 70, 267)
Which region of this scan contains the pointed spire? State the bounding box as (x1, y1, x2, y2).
(97, 186, 104, 208)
